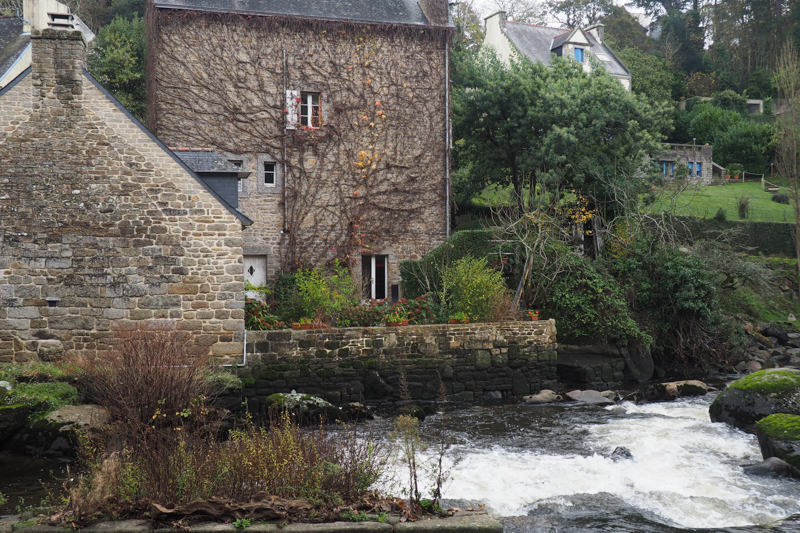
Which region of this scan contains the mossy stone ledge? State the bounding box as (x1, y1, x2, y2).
(709, 368, 800, 431)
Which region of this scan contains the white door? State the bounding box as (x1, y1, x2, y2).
(244, 255, 268, 301)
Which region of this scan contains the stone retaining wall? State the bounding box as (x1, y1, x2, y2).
(232, 320, 557, 411)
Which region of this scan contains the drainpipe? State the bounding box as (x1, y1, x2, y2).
(223, 328, 247, 368)
(282, 48, 288, 234)
(445, 32, 451, 238)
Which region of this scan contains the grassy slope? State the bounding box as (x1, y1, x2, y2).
(648, 181, 795, 222)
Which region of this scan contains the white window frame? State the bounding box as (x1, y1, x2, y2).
(300, 91, 321, 128)
(263, 161, 277, 186)
(256, 154, 281, 194)
(362, 254, 388, 300)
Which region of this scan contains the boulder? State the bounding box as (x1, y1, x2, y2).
(645, 381, 707, 402)
(522, 390, 561, 404)
(264, 393, 339, 424)
(565, 390, 615, 406)
(2, 404, 107, 457)
(762, 325, 790, 344)
(609, 446, 633, 462)
(397, 404, 427, 421)
(600, 391, 618, 401)
(340, 402, 374, 422)
(709, 369, 800, 431)
(756, 413, 800, 469)
(0, 404, 31, 446)
(743, 457, 798, 478)
(745, 361, 763, 373)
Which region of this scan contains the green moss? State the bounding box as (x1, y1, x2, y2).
(757, 413, 800, 440)
(240, 377, 256, 387)
(8, 382, 78, 412)
(259, 371, 280, 380)
(729, 370, 800, 395)
(265, 364, 290, 372)
(316, 369, 334, 378)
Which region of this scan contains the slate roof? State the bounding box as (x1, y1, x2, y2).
(172, 149, 251, 176)
(504, 22, 564, 65)
(0, 17, 29, 80)
(503, 21, 630, 78)
(153, 0, 451, 26)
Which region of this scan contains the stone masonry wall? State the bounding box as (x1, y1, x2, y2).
(149, 13, 449, 281)
(233, 320, 557, 412)
(0, 30, 246, 362)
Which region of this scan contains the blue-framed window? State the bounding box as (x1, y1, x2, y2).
(687, 162, 694, 176)
(696, 162, 702, 177)
(574, 48, 584, 62)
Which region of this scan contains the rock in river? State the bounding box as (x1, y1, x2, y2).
(709, 368, 800, 431)
(743, 457, 798, 478)
(565, 390, 615, 406)
(756, 413, 800, 469)
(522, 390, 561, 404)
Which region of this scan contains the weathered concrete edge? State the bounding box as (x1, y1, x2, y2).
(6, 516, 502, 533)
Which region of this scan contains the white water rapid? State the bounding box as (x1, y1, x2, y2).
(429, 396, 800, 530)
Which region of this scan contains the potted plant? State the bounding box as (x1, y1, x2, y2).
(385, 310, 407, 326)
(292, 317, 313, 330)
(528, 310, 539, 321)
(449, 311, 469, 324)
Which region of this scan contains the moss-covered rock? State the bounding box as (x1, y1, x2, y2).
(709, 369, 800, 431)
(757, 414, 800, 468)
(264, 392, 340, 424)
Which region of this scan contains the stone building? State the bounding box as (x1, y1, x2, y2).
(147, 0, 453, 300)
(653, 143, 725, 184)
(483, 11, 631, 90)
(0, 28, 253, 363)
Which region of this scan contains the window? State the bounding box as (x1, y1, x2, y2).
(361, 254, 387, 300)
(263, 162, 276, 186)
(574, 48, 584, 62)
(300, 92, 321, 128)
(696, 162, 702, 178)
(687, 162, 694, 176)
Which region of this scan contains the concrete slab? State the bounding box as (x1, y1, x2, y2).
(83, 520, 151, 533)
(394, 515, 502, 533)
(282, 523, 392, 533)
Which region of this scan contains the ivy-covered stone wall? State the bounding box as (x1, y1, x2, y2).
(232, 321, 557, 411)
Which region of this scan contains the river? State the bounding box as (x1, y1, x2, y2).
(426, 393, 800, 532)
(4, 392, 800, 531)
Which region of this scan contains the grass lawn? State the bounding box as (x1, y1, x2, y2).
(647, 181, 796, 223)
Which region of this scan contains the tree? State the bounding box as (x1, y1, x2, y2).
(774, 40, 800, 301)
(452, 50, 671, 214)
(488, 0, 547, 25)
(616, 48, 673, 105)
(547, 0, 612, 29)
(602, 6, 653, 52)
(88, 15, 147, 121)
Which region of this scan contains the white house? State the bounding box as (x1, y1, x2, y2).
(483, 11, 631, 91)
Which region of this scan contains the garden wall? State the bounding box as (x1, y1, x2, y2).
(232, 320, 558, 412)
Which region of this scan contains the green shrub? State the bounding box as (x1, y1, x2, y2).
(442, 256, 508, 321)
(547, 256, 648, 346)
(400, 229, 500, 299)
(295, 260, 359, 321)
(713, 207, 727, 221)
(737, 195, 750, 219)
(772, 193, 790, 205)
(273, 273, 306, 323)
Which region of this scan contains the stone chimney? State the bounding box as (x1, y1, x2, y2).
(485, 10, 507, 31)
(30, 28, 86, 116)
(586, 23, 604, 44)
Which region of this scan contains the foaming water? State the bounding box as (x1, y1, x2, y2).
(420, 395, 800, 530)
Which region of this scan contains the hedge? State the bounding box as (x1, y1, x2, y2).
(400, 229, 501, 298)
(680, 218, 797, 257)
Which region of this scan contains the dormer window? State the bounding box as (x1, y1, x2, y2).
(574, 48, 584, 62)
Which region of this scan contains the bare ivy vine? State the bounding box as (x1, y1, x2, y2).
(147, 8, 451, 273)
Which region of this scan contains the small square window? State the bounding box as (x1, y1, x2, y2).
(300, 92, 321, 128)
(264, 162, 276, 185)
(574, 48, 584, 62)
